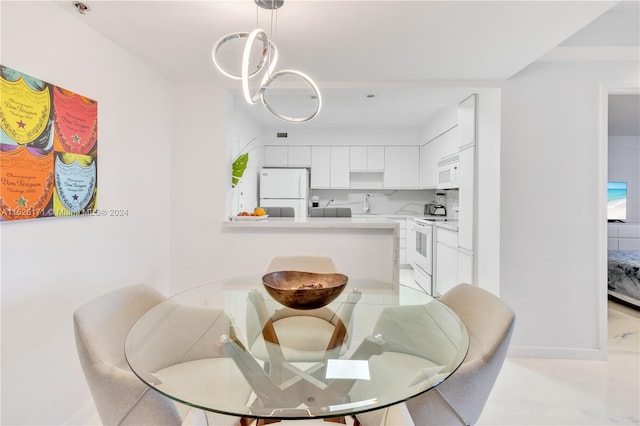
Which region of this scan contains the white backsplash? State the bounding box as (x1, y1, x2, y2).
(311, 189, 438, 216)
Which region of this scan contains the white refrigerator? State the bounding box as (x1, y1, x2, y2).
(259, 168, 309, 218)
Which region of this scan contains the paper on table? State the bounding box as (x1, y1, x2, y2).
(325, 359, 371, 380)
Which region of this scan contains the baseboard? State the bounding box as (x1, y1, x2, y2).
(508, 345, 606, 360)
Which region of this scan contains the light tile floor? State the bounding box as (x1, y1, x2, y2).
(477, 299, 639, 426)
(399, 268, 640, 426)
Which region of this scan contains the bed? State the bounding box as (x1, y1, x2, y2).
(608, 250, 640, 308)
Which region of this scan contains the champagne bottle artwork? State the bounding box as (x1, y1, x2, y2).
(0, 65, 98, 221)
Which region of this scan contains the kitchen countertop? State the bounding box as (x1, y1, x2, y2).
(224, 216, 399, 229)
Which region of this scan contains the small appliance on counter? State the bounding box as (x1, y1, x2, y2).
(424, 203, 447, 217)
(311, 196, 320, 207)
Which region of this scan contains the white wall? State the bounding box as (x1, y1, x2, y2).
(609, 135, 640, 223)
(0, 2, 173, 424)
(501, 60, 639, 359)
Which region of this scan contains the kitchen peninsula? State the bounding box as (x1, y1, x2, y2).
(224, 217, 400, 282)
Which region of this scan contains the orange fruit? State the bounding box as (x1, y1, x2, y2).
(254, 207, 266, 216)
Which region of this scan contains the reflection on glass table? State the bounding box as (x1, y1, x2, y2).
(124, 276, 469, 422)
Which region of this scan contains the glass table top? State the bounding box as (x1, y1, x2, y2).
(125, 276, 469, 420)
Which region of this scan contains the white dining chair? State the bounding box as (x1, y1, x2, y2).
(355, 283, 515, 426)
(73, 284, 245, 426)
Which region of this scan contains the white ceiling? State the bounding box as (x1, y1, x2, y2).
(55, 0, 638, 130)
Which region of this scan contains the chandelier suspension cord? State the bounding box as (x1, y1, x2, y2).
(269, 0, 277, 69)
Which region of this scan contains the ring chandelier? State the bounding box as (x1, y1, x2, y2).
(211, 0, 321, 123)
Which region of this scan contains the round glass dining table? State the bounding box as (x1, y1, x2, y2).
(125, 276, 469, 421)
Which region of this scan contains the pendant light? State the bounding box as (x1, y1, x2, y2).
(212, 0, 321, 122)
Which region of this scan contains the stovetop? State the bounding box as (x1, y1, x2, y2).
(417, 215, 451, 222)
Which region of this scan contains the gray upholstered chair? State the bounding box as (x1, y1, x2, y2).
(248, 256, 361, 362)
(73, 285, 246, 426)
(356, 283, 515, 426)
(309, 207, 352, 217)
(261, 206, 295, 217)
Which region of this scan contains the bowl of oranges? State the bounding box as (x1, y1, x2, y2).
(232, 207, 268, 221)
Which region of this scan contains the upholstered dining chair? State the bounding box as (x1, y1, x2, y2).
(247, 256, 361, 363)
(73, 284, 245, 426)
(355, 283, 515, 426)
(261, 206, 295, 217)
(309, 207, 352, 217)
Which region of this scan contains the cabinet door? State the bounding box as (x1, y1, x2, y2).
(349, 146, 367, 171)
(440, 126, 459, 160)
(384, 146, 419, 188)
(458, 94, 477, 149)
(330, 146, 350, 188)
(311, 146, 331, 188)
(264, 146, 288, 166)
(435, 240, 458, 297)
(458, 146, 475, 251)
(288, 146, 311, 167)
(367, 146, 385, 171)
(421, 139, 439, 189)
(457, 250, 473, 285)
(406, 218, 415, 266)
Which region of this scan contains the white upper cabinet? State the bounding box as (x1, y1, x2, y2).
(421, 136, 442, 189)
(263, 145, 288, 167)
(440, 125, 459, 160)
(288, 146, 312, 166)
(350, 146, 385, 172)
(330, 146, 350, 188)
(311, 146, 350, 188)
(311, 146, 331, 188)
(349, 146, 367, 171)
(384, 146, 420, 188)
(264, 145, 311, 167)
(458, 94, 477, 149)
(366, 146, 385, 171)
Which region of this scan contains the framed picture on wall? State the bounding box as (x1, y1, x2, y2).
(0, 65, 98, 221)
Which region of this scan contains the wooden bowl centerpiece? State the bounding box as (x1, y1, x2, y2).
(262, 271, 349, 310)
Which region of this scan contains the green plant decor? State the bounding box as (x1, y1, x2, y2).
(231, 152, 249, 188)
(231, 136, 258, 188)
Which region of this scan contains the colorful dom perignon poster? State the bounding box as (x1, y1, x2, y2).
(0, 65, 97, 221)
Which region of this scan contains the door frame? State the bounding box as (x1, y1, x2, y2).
(598, 85, 640, 357)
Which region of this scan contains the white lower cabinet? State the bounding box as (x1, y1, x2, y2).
(457, 249, 473, 285)
(434, 227, 458, 297)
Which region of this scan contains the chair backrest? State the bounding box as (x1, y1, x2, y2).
(73, 285, 183, 426)
(261, 206, 295, 217)
(309, 207, 352, 217)
(405, 283, 515, 426)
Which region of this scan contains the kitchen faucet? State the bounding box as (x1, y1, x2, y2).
(363, 193, 371, 213)
(325, 198, 335, 207)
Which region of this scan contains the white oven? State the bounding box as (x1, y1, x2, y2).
(413, 219, 433, 295)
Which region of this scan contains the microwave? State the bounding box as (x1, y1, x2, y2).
(437, 154, 459, 189)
